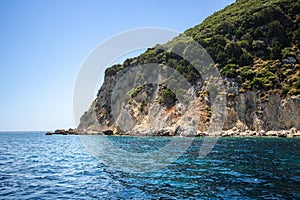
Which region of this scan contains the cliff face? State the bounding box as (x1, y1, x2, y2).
(78, 0, 300, 135)
(78, 73, 300, 134)
(223, 91, 300, 131)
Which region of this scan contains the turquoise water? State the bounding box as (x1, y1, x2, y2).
(0, 132, 300, 199)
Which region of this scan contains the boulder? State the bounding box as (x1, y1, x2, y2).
(293, 133, 300, 137)
(174, 125, 198, 137)
(265, 131, 278, 137)
(290, 127, 298, 135)
(68, 128, 78, 134)
(54, 129, 66, 134)
(278, 131, 288, 138)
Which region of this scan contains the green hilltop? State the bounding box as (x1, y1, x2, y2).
(106, 0, 300, 99)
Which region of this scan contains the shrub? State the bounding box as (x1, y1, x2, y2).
(130, 85, 144, 98)
(250, 77, 264, 89)
(239, 52, 253, 66)
(270, 41, 282, 60)
(221, 64, 239, 78)
(159, 87, 177, 108)
(225, 41, 243, 62)
(105, 64, 123, 76)
(140, 99, 147, 112)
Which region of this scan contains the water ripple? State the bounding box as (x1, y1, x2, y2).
(0, 132, 300, 199)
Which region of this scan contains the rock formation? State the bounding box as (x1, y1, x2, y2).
(51, 0, 300, 137)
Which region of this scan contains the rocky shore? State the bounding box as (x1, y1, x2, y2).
(45, 128, 79, 135)
(46, 126, 300, 138)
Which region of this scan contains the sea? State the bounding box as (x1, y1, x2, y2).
(0, 131, 300, 199)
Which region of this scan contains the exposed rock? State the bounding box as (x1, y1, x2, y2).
(54, 91, 300, 137)
(278, 131, 288, 138)
(174, 125, 198, 137)
(280, 97, 300, 129)
(292, 132, 300, 137)
(68, 128, 78, 135)
(265, 131, 278, 137)
(290, 127, 298, 135)
(288, 127, 300, 137)
(223, 93, 300, 132)
(54, 129, 67, 135)
(259, 130, 266, 136)
(46, 128, 79, 135)
(221, 131, 233, 137)
(282, 57, 296, 64)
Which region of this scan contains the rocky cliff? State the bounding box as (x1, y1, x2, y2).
(77, 0, 300, 136)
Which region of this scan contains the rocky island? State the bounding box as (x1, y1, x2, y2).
(48, 0, 300, 137)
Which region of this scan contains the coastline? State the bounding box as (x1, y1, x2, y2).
(46, 127, 300, 138)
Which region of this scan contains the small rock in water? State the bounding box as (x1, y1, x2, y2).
(45, 128, 79, 135)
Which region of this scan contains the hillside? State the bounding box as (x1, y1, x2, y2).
(77, 0, 300, 136)
(186, 0, 300, 97)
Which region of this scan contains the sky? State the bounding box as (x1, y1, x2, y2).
(0, 0, 235, 131)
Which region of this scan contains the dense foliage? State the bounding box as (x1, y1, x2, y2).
(186, 0, 300, 96)
(105, 0, 300, 99)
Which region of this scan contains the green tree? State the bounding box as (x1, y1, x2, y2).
(239, 52, 253, 66)
(225, 41, 242, 62)
(270, 41, 282, 60)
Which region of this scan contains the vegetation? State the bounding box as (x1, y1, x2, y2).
(105, 64, 124, 76)
(159, 87, 177, 108)
(185, 0, 300, 96)
(140, 99, 147, 112)
(105, 0, 300, 98)
(130, 85, 144, 98)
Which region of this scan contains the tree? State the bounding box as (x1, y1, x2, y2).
(267, 20, 285, 38)
(270, 41, 282, 60)
(239, 52, 253, 66)
(225, 41, 242, 62)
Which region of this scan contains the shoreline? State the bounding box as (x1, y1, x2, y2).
(46, 127, 300, 138)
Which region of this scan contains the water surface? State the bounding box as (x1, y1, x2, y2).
(0, 132, 299, 199)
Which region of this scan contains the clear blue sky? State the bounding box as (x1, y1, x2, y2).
(0, 0, 235, 131)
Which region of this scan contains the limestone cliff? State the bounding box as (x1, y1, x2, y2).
(77, 70, 300, 134)
(77, 0, 300, 135)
